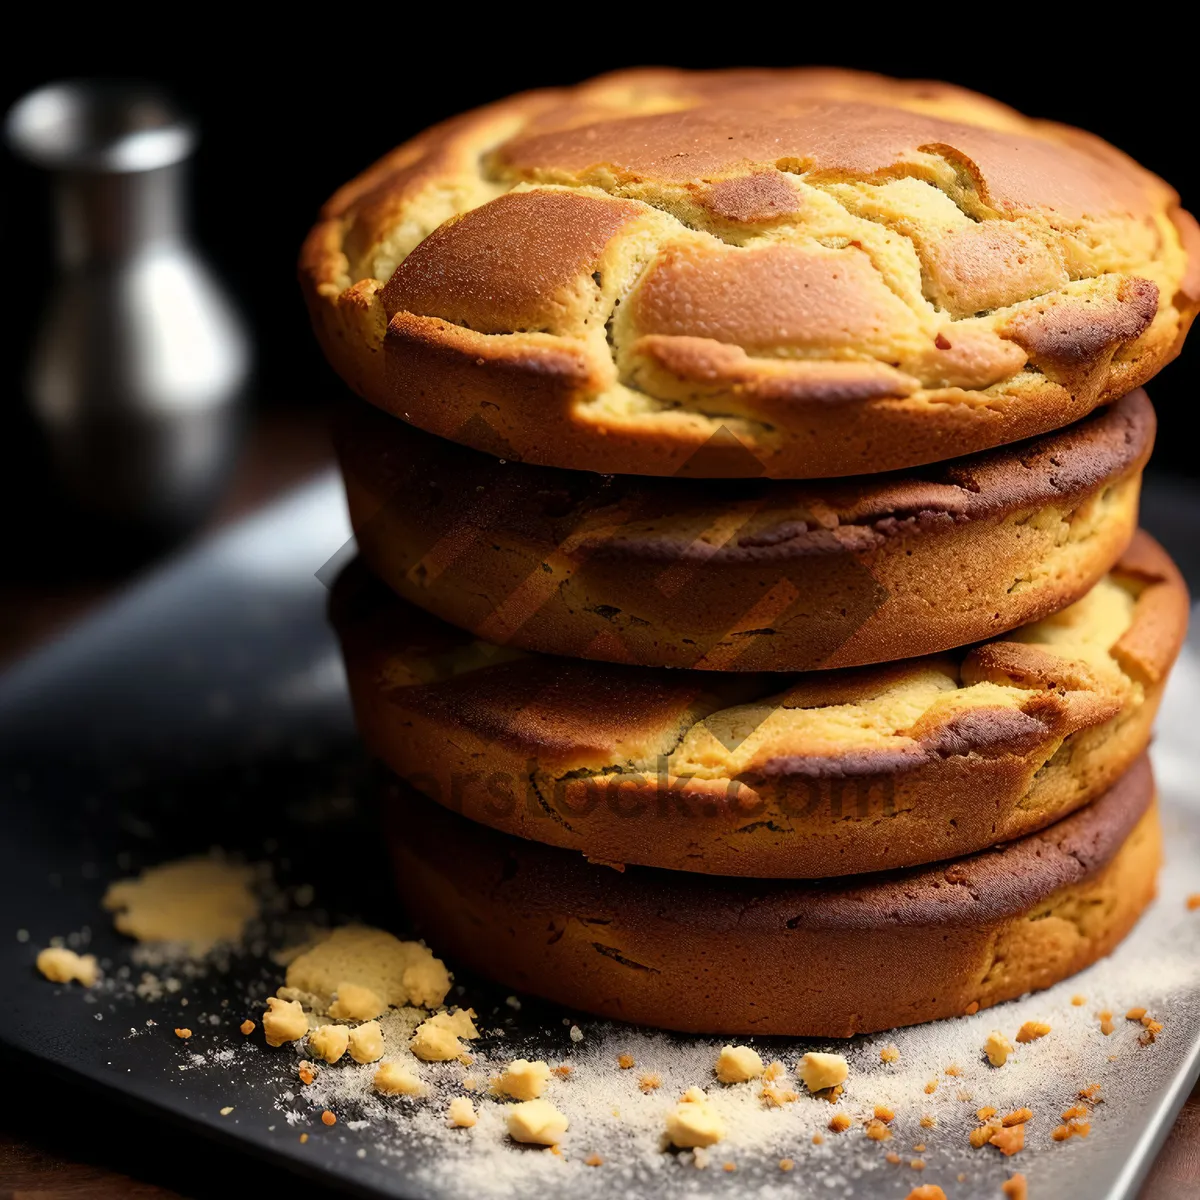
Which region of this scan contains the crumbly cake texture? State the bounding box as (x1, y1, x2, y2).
(332, 532, 1186, 878)
(387, 755, 1161, 1036)
(336, 388, 1152, 672)
(301, 68, 1199, 480)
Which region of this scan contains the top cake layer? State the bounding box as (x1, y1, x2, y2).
(302, 68, 1199, 478)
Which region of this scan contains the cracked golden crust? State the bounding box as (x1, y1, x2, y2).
(387, 758, 1161, 1035)
(337, 388, 1153, 672)
(300, 68, 1198, 478)
(332, 533, 1187, 877)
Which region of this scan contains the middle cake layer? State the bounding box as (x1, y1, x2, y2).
(332, 531, 1186, 878)
(336, 388, 1154, 672)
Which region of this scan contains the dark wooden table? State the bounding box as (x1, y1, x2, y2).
(0, 410, 1196, 1198)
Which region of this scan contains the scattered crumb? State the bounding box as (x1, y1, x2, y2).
(1071, 995, 1087, 1007)
(638, 1073, 661, 1092)
(219, 1106, 233, 1116)
(348, 1020, 385, 1064)
(909, 1158, 926, 1170)
(585, 1152, 603, 1167)
(760, 1081, 799, 1107)
(985, 1031, 1013, 1068)
(875, 1104, 896, 1122)
(493, 1059, 551, 1101)
(411, 1010, 479, 1062)
(508, 1098, 568, 1146)
(298, 1062, 316, 1086)
(1002, 1174, 1028, 1200)
(762, 1060, 785, 1081)
(798, 1052, 848, 1093)
(722, 1161, 736, 1173)
(284, 925, 450, 1012)
(553, 1064, 574, 1079)
(913, 1143, 926, 1152)
(829, 1113, 852, 1133)
(920, 1115, 936, 1129)
(715, 1045, 764, 1084)
(886, 1151, 902, 1164)
(906, 1188, 947, 1200)
(262, 997, 306, 1047)
(36, 947, 99, 987)
(665, 1087, 724, 1148)
(1186, 894, 1200, 911)
(299, 1133, 308, 1144)
(989, 1123, 1026, 1156)
(1015, 1020, 1051, 1044)
(944, 1064, 962, 1077)
(374, 1062, 426, 1096)
(1062, 1105, 1089, 1120)
(977, 1107, 998, 1120)
(971, 1120, 1002, 1149)
(924, 1079, 939, 1094)
(1125, 1007, 1147, 1021)
(569, 1025, 583, 1043)
(880, 1045, 900, 1063)
(239, 1019, 255, 1035)
(448, 1097, 476, 1128)
(308, 1024, 350, 1064)
(103, 856, 257, 955)
(779, 1158, 795, 1171)
(1099, 1010, 1115, 1036)
(865, 1119, 893, 1142)
(1140, 1017, 1165, 1045)
(812, 1133, 825, 1145)
(1002, 1108, 1033, 1127)
(617, 1053, 635, 1070)
(174, 1027, 192, 1040)
(321, 1110, 337, 1126)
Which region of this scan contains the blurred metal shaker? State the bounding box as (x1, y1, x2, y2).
(5, 81, 249, 540)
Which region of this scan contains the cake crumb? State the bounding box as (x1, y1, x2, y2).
(909, 1158, 926, 1170)
(585, 1152, 603, 1166)
(239, 1019, 255, 1036)
(913, 1143, 926, 1152)
(880, 1045, 900, 1063)
(1002, 1174, 1028, 1200)
(665, 1087, 724, 1148)
(262, 997, 306, 1047)
(348, 1020, 385, 1064)
(329, 981, 385, 1022)
(617, 1053, 635, 1070)
(874, 1104, 896, 1122)
(1140, 1016, 1165, 1044)
(410, 1009, 478, 1062)
(1015, 1020, 1050, 1044)
(812, 1133, 825, 1145)
(920, 1115, 936, 1129)
(174, 1028, 192, 1040)
(1186, 894, 1200, 911)
(798, 1052, 848, 1093)
(299, 1133, 308, 1144)
(829, 1113, 852, 1133)
(971, 1120, 1002, 1149)
(762, 1059, 785, 1081)
(374, 1062, 425, 1096)
(760, 1082, 799, 1107)
(36, 947, 99, 987)
(722, 1161, 736, 1173)
(219, 1106, 233, 1116)
(509, 1098, 568, 1145)
(924, 1079, 939, 1094)
(1002, 1107, 1033, 1127)
(448, 1097, 476, 1128)
(779, 1158, 795, 1171)
(944, 1064, 962, 1077)
(989, 1124, 1026, 1156)
(865, 1119, 893, 1142)
(1062, 1104, 1089, 1120)
(1099, 1010, 1115, 1036)
(905, 1188, 946, 1200)
(308, 1024, 350, 1064)
(639, 1073, 661, 1092)
(886, 1151, 902, 1164)
(553, 1064, 573, 1078)
(321, 1110, 337, 1126)
(298, 1062, 316, 1086)
(1071, 995, 1087, 1006)
(493, 1059, 551, 1101)
(569, 1025, 583, 1043)
(715, 1044, 764, 1083)
(985, 1031, 1013, 1067)
(1126, 1007, 1148, 1021)
(977, 1107, 997, 1121)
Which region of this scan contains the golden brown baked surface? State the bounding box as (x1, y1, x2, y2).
(388, 755, 1161, 1035)
(302, 68, 1199, 478)
(338, 388, 1152, 671)
(332, 532, 1186, 877)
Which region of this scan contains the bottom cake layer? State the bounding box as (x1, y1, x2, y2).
(387, 754, 1160, 1037)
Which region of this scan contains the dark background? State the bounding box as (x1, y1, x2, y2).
(3, 40, 1198, 571)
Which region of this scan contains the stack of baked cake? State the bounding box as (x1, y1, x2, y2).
(303, 69, 1195, 1036)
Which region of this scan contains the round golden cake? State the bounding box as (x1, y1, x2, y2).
(302, 68, 1198, 480)
(333, 532, 1186, 878)
(337, 388, 1153, 672)
(388, 754, 1161, 1036)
